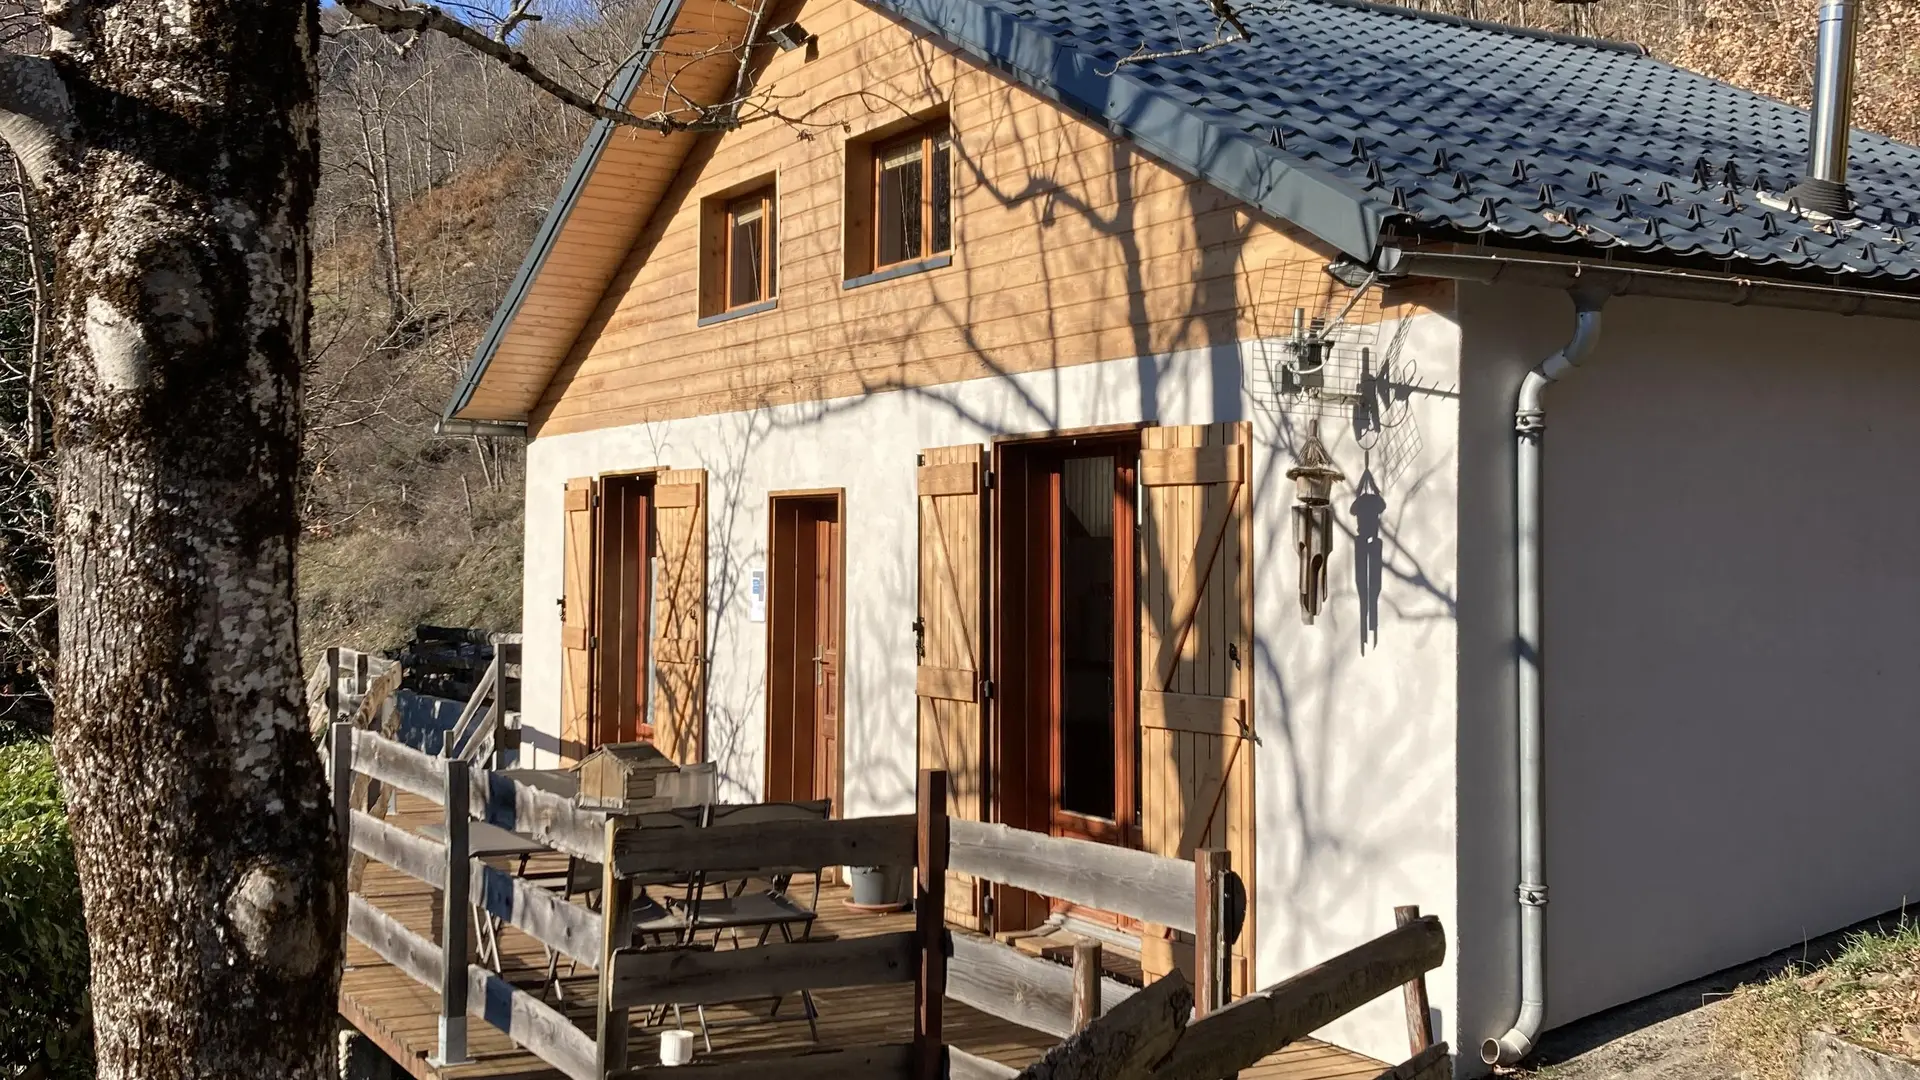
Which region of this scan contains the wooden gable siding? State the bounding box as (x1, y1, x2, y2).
(459, 0, 754, 420)
(530, 0, 1436, 437)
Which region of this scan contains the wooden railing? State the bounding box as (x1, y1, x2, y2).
(942, 821, 1239, 1036)
(331, 728, 1449, 1080)
(330, 725, 607, 1079)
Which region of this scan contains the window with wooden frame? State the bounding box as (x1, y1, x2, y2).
(699, 181, 777, 320)
(845, 118, 951, 281)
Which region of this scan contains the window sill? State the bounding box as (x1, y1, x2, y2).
(842, 253, 953, 290)
(697, 298, 777, 326)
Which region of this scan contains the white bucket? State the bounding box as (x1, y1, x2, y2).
(659, 1029, 696, 1067)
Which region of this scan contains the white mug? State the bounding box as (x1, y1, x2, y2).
(660, 1029, 696, 1067)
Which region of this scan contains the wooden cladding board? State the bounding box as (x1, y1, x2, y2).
(492, 0, 1446, 434)
(915, 443, 988, 930)
(609, 931, 920, 1008)
(947, 820, 1197, 932)
(611, 812, 917, 877)
(1138, 422, 1255, 995)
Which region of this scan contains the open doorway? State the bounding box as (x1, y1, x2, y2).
(994, 431, 1141, 929)
(765, 491, 845, 808)
(595, 474, 655, 748)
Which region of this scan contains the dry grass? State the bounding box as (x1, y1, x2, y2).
(1714, 916, 1920, 1080)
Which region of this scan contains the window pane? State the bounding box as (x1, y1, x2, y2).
(877, 141, 923, 266)
(930, 135, 952, 254)
(729, 198, 763, 308)
(1058, 455, 1116, 821)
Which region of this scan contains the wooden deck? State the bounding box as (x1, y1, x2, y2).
(341, 797, 1385, 1080)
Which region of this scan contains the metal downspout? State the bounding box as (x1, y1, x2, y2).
(1482, 291, 1608, 1066)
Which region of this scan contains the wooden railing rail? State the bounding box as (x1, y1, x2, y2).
(947, 821, 1196, 932)
(992, 915, 1449, 1080)
(944, 821, 1239, 1021)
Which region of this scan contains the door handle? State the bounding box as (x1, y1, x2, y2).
(812, 654, 825, 686)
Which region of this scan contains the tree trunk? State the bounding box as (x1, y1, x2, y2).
(31, 3, 341, 1077)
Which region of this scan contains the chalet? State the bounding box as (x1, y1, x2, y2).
(444, 0, 1920, 1070)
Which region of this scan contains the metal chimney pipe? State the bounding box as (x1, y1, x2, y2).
(1788, 0, 1860, 216)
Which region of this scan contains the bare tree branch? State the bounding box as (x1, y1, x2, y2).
(336, 0, 744, 132)
(0, 53, 73, 187)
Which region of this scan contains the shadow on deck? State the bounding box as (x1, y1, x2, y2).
(340, 796, 1384, 1080)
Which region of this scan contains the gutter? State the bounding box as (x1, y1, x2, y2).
(1383, 248, 1920, 322)
(441, 0, 687, 423)
(434, 418, 529, 439)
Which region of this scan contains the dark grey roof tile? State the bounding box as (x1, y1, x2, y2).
(874, 0, 1920, 282)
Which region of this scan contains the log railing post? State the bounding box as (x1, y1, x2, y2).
(325, 647, 342, 726)
(596, 817, 634, 1079)
(329, 723, 353, 854)
(1194, 848, 1232, 1019)
(1394, 905, 1436, 1055)
(433, 761, 472, 1066)
(915, 769, 950, 1080)
(355, 651, 371, 702)
(1071, 939, 1102, 1033)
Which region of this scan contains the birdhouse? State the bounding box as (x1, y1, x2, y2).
(575, 742, 678, 809)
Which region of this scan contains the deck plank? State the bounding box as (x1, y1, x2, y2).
(341, 795, 1386, 1080)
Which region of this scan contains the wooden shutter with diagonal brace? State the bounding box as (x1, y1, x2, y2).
(1137, 422, 1255, 993)
(916, 444, 989, 930)
(560, 477, 598, 764)
(651, 469, 708, 764)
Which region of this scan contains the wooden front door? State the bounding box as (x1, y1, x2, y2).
(767, 493, 843, 806)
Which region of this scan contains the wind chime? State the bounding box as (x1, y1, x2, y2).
(1287, 421, 1345, 625)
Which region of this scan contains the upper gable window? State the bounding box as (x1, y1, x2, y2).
(845, 116, 953, 283)
(875, 125, 951, 268)
(700, 179, 777, 321)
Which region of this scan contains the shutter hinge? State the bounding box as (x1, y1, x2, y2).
(917, 453, 926, 466)
(982, 468, 995, 490)
(980, 677, 995, 701)
(592, 492, 602, 508)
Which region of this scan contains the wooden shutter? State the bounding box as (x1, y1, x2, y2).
(560, 477, 599, 764)
(1137, 422, 1255, 993)
(916, 444, 989, 930)
(651, 469, 708, 764)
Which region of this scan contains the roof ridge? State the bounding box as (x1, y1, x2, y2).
(1308, 0, 1648, 57)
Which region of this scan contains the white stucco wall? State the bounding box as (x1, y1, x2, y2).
(520, 314, 1464, 1064)
(1457, 285, 1920, 1052)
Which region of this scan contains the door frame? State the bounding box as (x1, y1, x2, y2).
(989, 424, 1148, 931)
(763, 488, 847, 814)
(573, 466, 666, 759)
